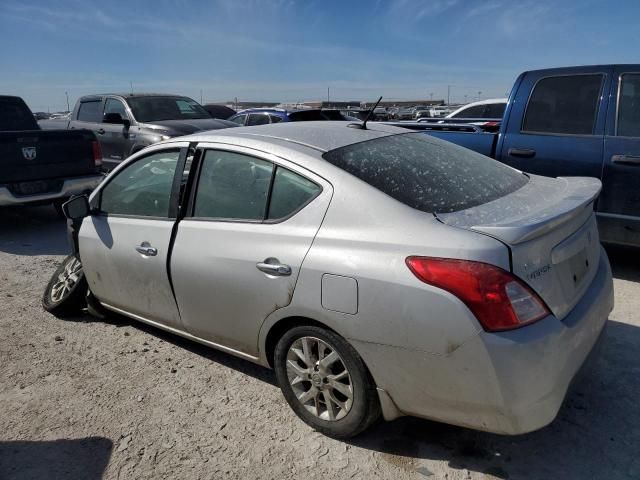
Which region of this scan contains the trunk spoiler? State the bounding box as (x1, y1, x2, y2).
(437, 176, 602, 245)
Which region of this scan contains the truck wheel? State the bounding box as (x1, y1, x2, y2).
(274, 325, 381, 439)
(42, 254, 88, 317)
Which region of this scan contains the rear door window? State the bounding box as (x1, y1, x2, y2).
(617, 73, 640, 137)
(486, 103, 506, 118)
(453, 105, 485, 118)
(522, 74, 603, 135)
(323, 133, 528, 214)
(268, 167, 321, 220)
(229, 114, 246, 125)
(77, 100, 103, 122)
(193, 151, 273, 220)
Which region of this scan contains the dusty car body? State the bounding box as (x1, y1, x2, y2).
(53, 122, 613, 437)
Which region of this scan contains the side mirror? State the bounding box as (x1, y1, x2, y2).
(62, 195, 90, 220)
(103, 112, 124, 124)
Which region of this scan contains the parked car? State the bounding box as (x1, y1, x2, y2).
(202, 103, 236, 120)
(422, 65, 640, 248)
(40, 94, 238, 170)
(396, 106, 416, 120)
(45, 122, 612, 439)
(228, 108, 356, 125)
(445, 98, 507, 121)
(0, 95, 103, 213)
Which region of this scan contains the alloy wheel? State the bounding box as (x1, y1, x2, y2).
(50, 257, 82, 303)
(286, 336, 353, 421)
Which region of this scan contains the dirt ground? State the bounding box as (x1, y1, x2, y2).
(1, 206, 639, 480)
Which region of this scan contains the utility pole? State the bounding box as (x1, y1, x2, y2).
(130, 81, 134, 95)
(429, 92, 433, 101)
(65, 91, 70, 112)
(447, 85, 451, 105)
(200, 89, 203, 104)
(327, 87, 330, 104)
(234, 97, 238, 110)
(477, 90, 482, 101)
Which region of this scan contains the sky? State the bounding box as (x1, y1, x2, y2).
(1, 0, 639, 112)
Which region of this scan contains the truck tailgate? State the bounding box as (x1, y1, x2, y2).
(0, 129, 98, 183)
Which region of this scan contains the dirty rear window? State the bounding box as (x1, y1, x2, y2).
(322, 133, 528, 213)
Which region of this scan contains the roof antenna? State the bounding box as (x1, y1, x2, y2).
(348, 96, 382, 130)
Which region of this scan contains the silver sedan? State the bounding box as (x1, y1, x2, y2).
(44, 122, 613, 438)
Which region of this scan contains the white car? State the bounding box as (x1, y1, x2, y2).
(446, 98, 508, 120)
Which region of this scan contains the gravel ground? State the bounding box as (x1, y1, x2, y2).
(1, 206, 639, 480)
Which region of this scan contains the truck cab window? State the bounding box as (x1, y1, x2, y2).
(617, 74, 640, 137)
(77, 100, 103, 123)
(522, 74, 603, 135)
(103, 98, 128, 120)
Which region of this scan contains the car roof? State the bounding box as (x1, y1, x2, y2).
(165, 121, 408, 153)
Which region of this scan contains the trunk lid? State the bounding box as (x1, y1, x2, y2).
(436, 175, 602, 320)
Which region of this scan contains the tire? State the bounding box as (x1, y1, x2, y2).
(274, 325, 381, 439)
(42, 254, 88, 317)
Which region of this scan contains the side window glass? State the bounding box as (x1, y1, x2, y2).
(269, 115, 283, 123)
(100, 150, 180, 217)
(268, 167, 321, 220)
(77, 101, 102, 122)
(194, 151, 273, 220)
(486, 103, 506, 119)
(617, 74, 640, 137)
(453, 105, 483, 118)
(230, 114, 246, 125)
(247, 114, 270, 126)
(522, 74, 603, 135)
(103, 98, 128, 120)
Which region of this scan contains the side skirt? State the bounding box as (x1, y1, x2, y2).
(100, 301, 263, 365)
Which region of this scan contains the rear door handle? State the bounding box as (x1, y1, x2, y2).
(611, 154, 640, 166)
(508, 148, 536, 158)
(256, 258, 291, 276)
(97, 128, 105, 135)
(135, 242, 157, 256)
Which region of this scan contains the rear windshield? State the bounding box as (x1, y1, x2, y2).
(322, 133, 528, 213)
(0, 97, 38, 131)
(126, 96, 210, 122)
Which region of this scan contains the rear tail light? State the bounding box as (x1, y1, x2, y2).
(406, 257, 550, 332)
(92, 140, 102, 168)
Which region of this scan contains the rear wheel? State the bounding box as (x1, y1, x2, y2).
(274, 325, 380, 439)
(42, 254, 88, 317)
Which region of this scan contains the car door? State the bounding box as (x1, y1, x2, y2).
(499, 67, 612, 178)
(600, 68, 640, 245)
(100, 97, 133, 166)
(170, 144, 332, 357)
(79, 144, 187, 329)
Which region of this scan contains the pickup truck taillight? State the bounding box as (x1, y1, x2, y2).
(92, 141, 102, 168)
(406, 256, 550, 332)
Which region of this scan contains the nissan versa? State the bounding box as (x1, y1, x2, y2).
(43, 122, 613, 439)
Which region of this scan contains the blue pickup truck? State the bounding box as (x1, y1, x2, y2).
(422, 65, 640, 248)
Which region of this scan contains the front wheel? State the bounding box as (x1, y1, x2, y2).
(42, 254, 88, 317)
(274, 325, 381, 439)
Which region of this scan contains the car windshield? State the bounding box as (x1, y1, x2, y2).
(323, 133, 528, 213)
(126, 96, 210, 122)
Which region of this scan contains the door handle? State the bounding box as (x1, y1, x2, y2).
(256, 258, 291, 276)
(135, 242, 157, 256)
(611, 154, 640, 166)
(97, 128, 106, 135)
(508, 148, 536, 158)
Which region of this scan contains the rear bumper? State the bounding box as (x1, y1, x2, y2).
(0, 175, 103, 206)
(354, 247, 614, 434)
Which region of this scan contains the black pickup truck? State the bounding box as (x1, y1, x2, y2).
(0, 95, 103, 214)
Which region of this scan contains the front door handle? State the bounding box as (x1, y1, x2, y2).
(508, 147, 536, 158)
(97, 128, 106, 135)
(256, 258, 291, 276)
(612, 154, 640, 166)
(135, 242, 157, 256)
